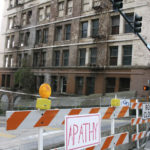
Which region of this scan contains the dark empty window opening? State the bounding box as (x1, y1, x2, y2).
(43, 28, 49, 43)
(51, 76, 58, 92)
(6, 75, 11, 88)
(90, 48, 97, 65)
(63, 50, 69, 66)
(54, 51, 60, 66)
(60, 76, 67, 93)
(1, 75, 5, 87)
(106, 77, 116, 93)
(86, 77, 95, 95)
(124, 13, 134, 33)
(119, 78, 130, 91)
(65, 24, 71, 40)
(36, 29, 42, 44)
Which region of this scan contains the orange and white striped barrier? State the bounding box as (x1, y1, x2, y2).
(132, 131, 150, 142)
(131, 102, 143, 109)
(52, 132, 129, 150)
(131, 118, 150, 126)
(6, 107, 129, 130)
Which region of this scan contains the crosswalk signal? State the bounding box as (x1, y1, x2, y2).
(113, 0, 123, 11)
(134, 14, 142, 33)
(143, 85, 149, 91)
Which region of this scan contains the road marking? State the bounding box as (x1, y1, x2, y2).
(0, 132, 16, 138)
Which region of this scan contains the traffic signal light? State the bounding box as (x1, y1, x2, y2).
(113, 0, 123, 11)
(143, 85, 149, 91)
(134, 14, 142, 33)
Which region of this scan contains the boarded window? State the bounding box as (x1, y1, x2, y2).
(65, 24, 71, 40)
(67, 0, 73, 15)
(111, 15, 120, 35)
(106, 77, 116, 93)
(124, 13, 134, 33)
(55, 26, 62, 41)
(76, 77, 84, 95)
(63, 50, 69, 66)
(92, 19, 99, 37)
(58, 2, 64, 17)
(79, 48, 86, 66)
(119, 78, 130, 91)
(81, 21, 88, 38)
(82, 0, 90, 12)
(109, 46, 118, 66)
(122, 45, 132, 65)
(90, 48, 97, 64)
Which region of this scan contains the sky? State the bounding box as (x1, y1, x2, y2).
(0, 0, 4, 32)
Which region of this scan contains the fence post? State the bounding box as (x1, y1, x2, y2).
(38, 127, 43, 150)
(136, 99, 139, 149)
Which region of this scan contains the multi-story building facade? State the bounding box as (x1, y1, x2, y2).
(0, 0, 150, 97)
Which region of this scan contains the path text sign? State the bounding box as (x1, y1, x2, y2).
(143, 103, 150, 119)
(65, 113, 101, 150)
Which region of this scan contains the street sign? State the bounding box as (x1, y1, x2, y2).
(120, 99, 130, 107)
(65, 113, 101, 150)
(142, 103, 150, 119)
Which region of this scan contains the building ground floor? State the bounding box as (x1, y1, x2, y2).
(0, 67, 149, 97)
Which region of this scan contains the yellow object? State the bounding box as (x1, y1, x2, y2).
(39, 83, 51, 98)
(111, 98, 121, 107)
(36, 98, 51, 110)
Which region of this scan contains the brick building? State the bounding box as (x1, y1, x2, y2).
(0, 0, 150, 96)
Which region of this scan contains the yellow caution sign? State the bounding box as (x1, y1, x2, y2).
(111, 98, 121, 107)
(36, 98, 51, 110)
(36, 83, 52, 110)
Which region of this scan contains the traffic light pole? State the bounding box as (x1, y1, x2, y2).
(109, 0, 150, 51)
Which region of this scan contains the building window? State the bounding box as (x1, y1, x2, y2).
(93, 0, 101, 7)
(27, 10, 32, 24)
(109, 46, 118, 66)
(51, 76, 58, 92)
(76, 77, 84, 95)
(43, 28, 49, 43)
(17, 54, 22, 67)
(111, 15, 120, 35)
(119, 78, 130, 91)
(38, 7, 44, 21)
(82, 0, 90, 12)
(90, 48, 97, 64)
(58, 1, 64, 17)
(41, 52, 46, 66)
(6, 75, 11, 88)
(46, 5, 51, 20)
(22, 13, 26, 26)
(86, 77, 95, 95)
(122, 45, 132, 65)
(36, 29, 42, 44)
(106, 77, 116, 93)
(81, 21, 88, 38)
(20, 33, 24, 47)
(9, 55, 13, 67)
(25, 32, 30, 46)
(10, 35, 15, 48)
(79, 48, 86, 66)
(8, 17, 13, 29)
(67, 0, 73, 15)
(55, 26, 62, 41)
(63, 50, 69, 66)
(4, 56, 9, 68)
(60, 76, 67, 93)
(1, 75, 5, 87)
(33, 52, 39, 67)
(6, 36, 10, 49)
(124, 13, 134, 33)
(92, 19, 99, 37)
(54, 51, 60, 66)
(65, 24, 71, 40)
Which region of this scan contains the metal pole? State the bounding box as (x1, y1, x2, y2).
(38, 127, 43, 150)
(136, 99, 140, 149)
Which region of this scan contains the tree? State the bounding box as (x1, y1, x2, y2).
(14, 67, 35, 93)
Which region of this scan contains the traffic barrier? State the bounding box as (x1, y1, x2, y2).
(132, 131, 150, 142)
(53, 132, 129, 150)
(131, 102, 143, 109)
(131, 118, 150, 126)
(6, 106, 129, 130)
